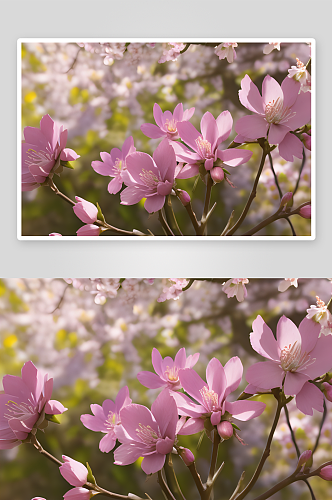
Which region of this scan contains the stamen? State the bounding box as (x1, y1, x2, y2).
(114, 158, 123, 171)
(280, 341, 316, 373)
(165, 118, 177, 133)
(139, 169, 160, 188)
(165, 365, 179, 382)
(316, 296, 326, 309)
(265, 97, 296, 124)
(200, 386, 219, 412)
(26, 147, 54, 168)
(195, 137, 213, 159)
(105, 411, 117, 430)
(136, 423, 160, 445)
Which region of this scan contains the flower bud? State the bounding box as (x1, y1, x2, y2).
(210, 166, 225, 183)
(60, 456, 88, 487)
(64, 488, 91, 500)
(322, 382, 332, 402)
(76, 225, 101, 236)
(73, 197, 98, 224)
(179, 447, 195, 466)
(298, 450, 312, 467)
(302, 132, 311, 151)
(217, 421, 234, 440)
(177, 189, 191, 206)
(49, 233, 62, 236)
(320, 465, 332, 481)
(299, 205, 311, 219)
(280, 192, 293, 209)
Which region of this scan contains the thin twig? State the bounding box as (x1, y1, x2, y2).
(158, 210, 174, 236)
(313, 400, 327, 454)
(293, 148, 306, 195)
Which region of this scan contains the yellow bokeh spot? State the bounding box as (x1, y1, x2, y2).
(24, 91, 37, 103)
(3, 334, 18, 348)
(286, 442, 293, 449)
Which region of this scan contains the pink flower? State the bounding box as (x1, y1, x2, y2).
(80, 386, 132, 453)
(235, 74, 311, 155)
(278, 278, 298, 292)
(288, 59, 311, 92)
(222, 279, 249, 302)
(60, 456, 88, 487)
(299, 205, 311, 219)
(298, 449, 312, 467)
(306, 296, 331, 326)
(215, 43, 238, 63)
(63, 488, 90, 500)
(137, 348, 199, 391)
(320, 465, 332, 481)
(173, 357, 266, 435)
(114, 389, 179, 474)
(246, 315, 332, 414)
(0, 361, 67, 449)
(73, 197, 98, 224)
(120, 139, 178, 213)
(174, 110, 252, 173)
(157, 278, 189, 302)
(49, 233, 62, 236)
(22, 114, 79, 191)
(158, 43, 185, 63)
(141, 103, 195, 141)
(263, 42, 281, 55)
(76, 225, 101, 237)
(91, 137, 136, 195)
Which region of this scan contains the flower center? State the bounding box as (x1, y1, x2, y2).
(279, 341, 315, 373)
(4, 398, 37, 421)
(200, 386, 219, 412)
(165, 365, 179, 382)
(316, 296, 326, 309)
(265, 97, 296, 124)
(26, 147, 54, 168)
(105, 411, 117, 431)
(114, 158, 123, 171)
(136, 423, 160, 446)
(139, 169, 160, 188)
(165, 118, 177, 134)
(195, 137, 213, 159)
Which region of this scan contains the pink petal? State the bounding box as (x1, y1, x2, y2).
(153, 139, 176, 182)
(210, 411, 221, 426)
(115, 386, 131, 413)
(60, 148, 79, 161)
(121, 136, 135, 158)
(152, 348, 164, 376)
(182, 107, 195, 121)
(206, 358, 226, 402)
(110, 148, 123, 164)
(91, 158, 113, 176)
(23, 127, 49, 150)
(225, 400, 266, 421)
(44, 400, 67, 415)
(153, 103, 164, 128)
(200, 112, 218, 150)
(224, 356, 243, 398)
(186, 353, 200, 368)
(80, 414, 105, 432)
(250, 315, 279, 361)
(235, 115, 268, 140)
(171, 391, 205, 418)
(178, 369, 207, 407)
(216, 110, 233, 144)
(141, 123, 166, 139)
(175, 163, 199, 179)
(172, 103, 184, 122)
(21, 361, 42, 401)
(283, 371, 309, 396)
(278, 133, 303, 161)
(64, 488, 90, 500)
(276, 316, 301, 353)
(107, 176, 123, 194)
(176, 121, 201, 153)
(152, 389, 177, 437)
(120, 404, 157, 442)
(91, 403, 109, 420)
(285, 91, 311, 130)
(2, 374, 29, 399)
(40, 114, 58, 150)
(156, 436, 174, 455)
(217, 148, 252, 167)
(268, 123, 290, 145)
(121, 185, 148, 205)
(126, 152, 159, 184)
(295, 382, 324, 415)
(76, 225, 100, 236)
(99, 432, 116, 453)
(238, 75, 265, 114)
(262, 75, 283, 107)
(144, 195, 165, 213)
(281, 77, 301, 108)
(177, 417, 204, 435)
(246, 361, 284, 390)
(141, 453, 165, 474)
(298, 317, 321, 355)
(171, 141, 201, 163)
(137, 371, 166, 389)
(174, 348, 187, 369)
(303, 334, 332, 379)
(114, 443, 146, 466)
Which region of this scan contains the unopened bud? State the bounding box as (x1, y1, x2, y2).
(302, 132, 311, 151)
(320, 465, 332, 481)
(217, 421, 234, 440)
(210, 167, 225, 183)
(280, 192, 293, 209)
(177, 189, 191, 206)
(299, 205, 311, 219)
(180, 447, 195, 466)
(298, 450, 312, 467)
(322, 382, 332, 402)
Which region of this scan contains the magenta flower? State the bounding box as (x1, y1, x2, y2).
(73, 197, 98, 224)
(174, 110, 252, 173)
(245, 315, 332, 415)
(60, 456, 88, 487)
(0, 361, 67, 449)
(22, 114, 79, 191)
(120, 139, 178, 213)
(80, 386, 132, 453)
(235, 74, 311, 152)
(141, 103, 195, 141)
(173, 357, 265, 435)
(91, 137, 136, 195)
(114, 389, 179, 475)
(137, 348, 199, 391)
(76, 225, 101, 237)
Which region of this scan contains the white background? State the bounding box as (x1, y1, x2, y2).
(2, 0, 330, 278)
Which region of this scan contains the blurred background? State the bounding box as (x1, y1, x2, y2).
(0, 278, 330, 500)
(21, 42, 311, 236)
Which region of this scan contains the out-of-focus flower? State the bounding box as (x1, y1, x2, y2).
(263, 42, 281, 55)
(278, 278, 298, 292)
(114, 389, 179, 474)
(174, 357, 265, 434)
(22, 114, 79, 191)
(49, 233, 62, 236)
(235, 75, 311, 151)
(174, 111, 252, 173)
(306, 296, 331, 325)
(141, 103, 195, 141)
(121, 139, 178, 213)
(222, 279, 249, 302)
(0, 361, 67, 449)
(137, 347, 199, 391)
(158, 43, 186, 63)
(80, 386, 132, 453)
(288, 59, 311, 92)
(215, 43, 238, 63)
(91, 137, 136, 194)
(59, 456, 88, 487)
(76, 225, 101, 237)
(157, 278, 189, 302)
(246, 315, 332, 414)
(299, 205, 311, 219)
(320, 465, 332, 481)
(73, 197, 98, 224)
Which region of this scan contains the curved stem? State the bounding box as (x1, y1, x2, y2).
(157, 469, 176, 500)
(158, 210, 174, 236)
(184, 202, 200, 235)
(165, 195, 183, 235)
(164, 454, 186, 500)
(188, 462, 206, 498)
(313, 400, 327, 454)
(293, 148, 306, 195)
(200, 175, 214, 235)
(31, 434, 63, 466)
(207, 429, 221, 484)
